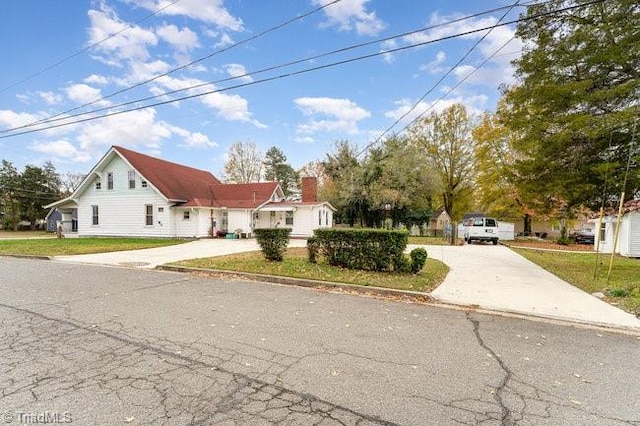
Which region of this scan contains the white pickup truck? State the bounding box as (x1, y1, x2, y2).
(463, 217, 499, 245)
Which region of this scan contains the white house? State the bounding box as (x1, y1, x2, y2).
(594, 199, 640, 257)
(46, 146, 334, 238)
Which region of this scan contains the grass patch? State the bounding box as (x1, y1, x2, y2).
(0, 230, 52, 239)
(408, 236, 459, 246)
(173, 247, 449, 293)
(513, 248, 640, 315)
(0, 237, 186, 256)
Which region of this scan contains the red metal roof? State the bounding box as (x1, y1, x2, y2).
(113, 146, 221, 206)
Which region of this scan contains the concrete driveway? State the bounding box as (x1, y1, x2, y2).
(421, 243, 640, 330)
(52, 239, 640, 331)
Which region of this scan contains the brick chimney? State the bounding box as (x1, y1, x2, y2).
(300, 176, 317, 202)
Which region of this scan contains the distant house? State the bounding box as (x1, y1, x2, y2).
(45, 146, 334, 238)
(428, 209, 450, 236)
(595, 199, 640, 257)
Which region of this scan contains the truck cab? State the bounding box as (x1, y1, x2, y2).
(464, 217, 499, 245)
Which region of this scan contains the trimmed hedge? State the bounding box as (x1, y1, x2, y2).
(312, 228, 409, 272)
(254, 228, 291, 261)
(307, 236, 319, 264)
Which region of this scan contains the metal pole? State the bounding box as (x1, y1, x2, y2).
(607, 192, 624, 283)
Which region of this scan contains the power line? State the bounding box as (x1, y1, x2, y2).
(360, 0, 523, 157)
(11, 0, 344, 133)
(0, 0, 183, 95)
(0, 0, 604, 140)
(3, 0, 534, 135)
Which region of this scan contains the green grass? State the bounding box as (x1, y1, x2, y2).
(408, 236, 459, 245)
(173, 247, 449, 292)
(0, 237, 187, 256)
(513, 248, 640, 315)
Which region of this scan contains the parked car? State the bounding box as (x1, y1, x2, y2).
(463, 217, 499, 245)
(570, 230, 595, 245)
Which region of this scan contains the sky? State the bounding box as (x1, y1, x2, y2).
(0, 0, 525, 178)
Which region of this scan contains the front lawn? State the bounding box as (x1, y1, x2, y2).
(513, 248, 640, 315)
(408, 236, 460, 246)
(0, 237, 186, 256)
(173, 247, 449, 292)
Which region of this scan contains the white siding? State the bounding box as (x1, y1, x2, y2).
(227, 210, 252, 234)
(172, 208, 213, 238)
(497, 221, 515, 241)
(623, 212, 640, 257)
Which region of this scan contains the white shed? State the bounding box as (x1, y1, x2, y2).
(595, 201, 640, 257)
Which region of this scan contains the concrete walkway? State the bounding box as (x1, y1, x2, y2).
(420, 243, 640, 331)
(51, 239, 640, 331)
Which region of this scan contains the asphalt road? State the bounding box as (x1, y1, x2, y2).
(1, 258, 639, 425)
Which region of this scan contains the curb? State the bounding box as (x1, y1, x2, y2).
(0, 254, 52, 261)
(156, 265, 434, 303)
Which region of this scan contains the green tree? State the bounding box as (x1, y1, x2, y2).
(17, 164, 61, 230)
(263, 146, 299, 197)
(502, 0, 640, 212)
(0, 160, 21, 230)
(408, 103, 477, 221)
(223, 141, 264, 183)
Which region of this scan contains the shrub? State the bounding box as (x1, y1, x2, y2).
(410, 248, 428, 274)
(253, 228, 291, 261)
(394, 255, 412, 274)
(312, 228, 408, 272)
(307, 237, 319, 263)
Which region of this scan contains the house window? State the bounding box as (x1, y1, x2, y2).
(145, 205, 153, 226)
(285, 211, 293, 225)
(183, 211, 190, 220)
(107, 172, 114, 190)
(92, 205, 99, 225)
(128, 171, 136, 189)
(319, 210, 322, 226)
(141, 180, 148, 188)
(158, 207, 164, 213)
(325, 211, 329, 226)
(95, 181, 101, 190)
(600, 222, 606, 242)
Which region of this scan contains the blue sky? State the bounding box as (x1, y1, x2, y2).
(0, 0, 524, 178)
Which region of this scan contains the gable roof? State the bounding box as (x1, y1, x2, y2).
(113, 146, 221, 205)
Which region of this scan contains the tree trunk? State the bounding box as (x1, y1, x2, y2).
(524, 214, 532, 235)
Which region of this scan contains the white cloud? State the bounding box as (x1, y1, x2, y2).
(154, 75, 265, 127)
(75, 108, 171, 152)
(380, 39, 397, 64)
(84, 74, 109, 85)
(29, 140, 92, 163)
(294, 97, 370, 135)
(224, 64, 253, 83)
(420, 51, 447, 74)
(38, 91, 63, 105)
(156, 24, 199, 51)
(64, 84, 111, 107)
(166, 124, 217, 148)
(384, 95, 487, 126)
(313, 0, 385, 36)
(0, 110, 42, 129)
(87, 5, 158, 64)
(214, 33, 234, 48)
(406, 13, 522, 86)
(128, 0, 243, 31)
(295, 136, 315, 144)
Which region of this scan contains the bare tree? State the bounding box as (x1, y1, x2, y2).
(223, 141, 264, 183)
(59, 172, 86, 196)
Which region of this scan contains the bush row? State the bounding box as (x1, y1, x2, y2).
(309, 228, 427, 273)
